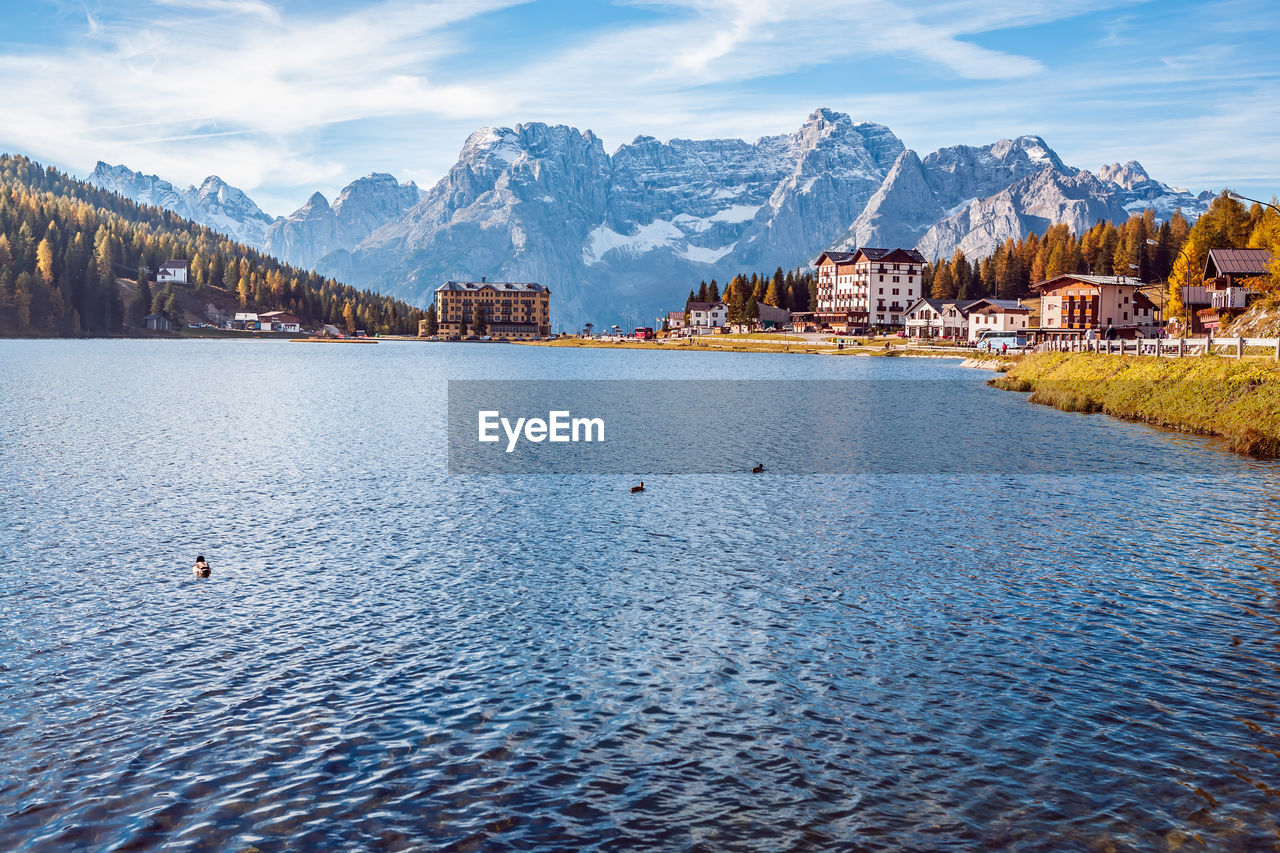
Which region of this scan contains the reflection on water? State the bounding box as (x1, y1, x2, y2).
(3, 340, 1280, 851)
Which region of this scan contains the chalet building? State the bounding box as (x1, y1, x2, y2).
(814, 247, 925, 331)
(902, 297, 986, 339)
(1187, 248, 1274, 334)
(966, 299, 1030, 343)
(427, 279, 550, 339)
(729, 303, 791, 333)
(142, 313, 173, 331)
(1034, 274, 1157, 340)
(232, 312, 259, 330)
(756, 303, 791, 330)
(687, 301, 728, 329)
(257, 310, 302, 333)
(156, 259, 189, 285)
(665, 311, 687, 330)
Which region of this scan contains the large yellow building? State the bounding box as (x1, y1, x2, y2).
(421, 279, 551, 340)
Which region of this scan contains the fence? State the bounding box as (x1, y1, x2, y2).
(1045, 335, 1280, 359)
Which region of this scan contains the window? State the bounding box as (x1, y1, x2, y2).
(892, 275, 900, 283)
(878, 288, 883, 294)
(892, 288, 899, 295)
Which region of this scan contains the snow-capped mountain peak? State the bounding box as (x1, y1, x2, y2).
(88, 162, 273, 247)
(91, 109, 1210, 330)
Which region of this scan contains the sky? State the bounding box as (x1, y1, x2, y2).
(0, 0, 1276, 217)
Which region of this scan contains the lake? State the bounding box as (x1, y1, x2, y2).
(3, 339, 1280, 851)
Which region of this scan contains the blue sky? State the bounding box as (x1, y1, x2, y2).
(0, 0, 1276, 216)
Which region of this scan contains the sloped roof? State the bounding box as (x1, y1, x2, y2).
(854, 247, 927, 264)
(903, 297, 946, 315)
(814, 251, 857, 265)
(1205, 248, 1272, 278)
(436, 280, 547, 293)
(1033, 274, 1143, 290)
(688, 301, 726, 311)
(967, 298, 1028, 313)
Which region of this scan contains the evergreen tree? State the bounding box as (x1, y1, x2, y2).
(764, 277, 782, 307)
(423, 303, 438, 336)
(932, 263, 955, 299)
(129, 272, 152, 326)
(472, 303, 486, 335)
(36, 236, 55, 286)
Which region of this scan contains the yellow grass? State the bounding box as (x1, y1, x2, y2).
(991, 352, 1280, 456)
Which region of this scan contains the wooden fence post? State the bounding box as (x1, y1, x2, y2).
(1238, 336, 1245, 359)
(1179, 337, 1185, 357)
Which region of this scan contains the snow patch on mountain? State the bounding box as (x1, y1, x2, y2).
(88, 162, 274, 247)
(93, 109, 1212, 330)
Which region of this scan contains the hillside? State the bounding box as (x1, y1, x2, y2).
(0, 155, 426, 337)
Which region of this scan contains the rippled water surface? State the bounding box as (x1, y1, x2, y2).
(4, 340, 1280, 851)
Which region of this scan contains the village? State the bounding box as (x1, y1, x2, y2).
(127, 236, 1276, 356)
(409, 239, 1275, 357)
(651, 244, 1276, 351)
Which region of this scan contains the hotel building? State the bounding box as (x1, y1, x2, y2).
(815, 247, 926, 331)
(424, 279, 551, 339)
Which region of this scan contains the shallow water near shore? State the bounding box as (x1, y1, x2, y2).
(3, 339, 1280, 851)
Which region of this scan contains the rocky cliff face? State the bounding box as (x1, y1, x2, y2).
(915, 168, 1135, 261)
(263, 173, 422, 269)
(88, 163, 275, 248)
(334, 109, 906, 327)
(91, 110, 1210, 330)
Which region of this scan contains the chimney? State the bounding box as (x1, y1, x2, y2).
(481, 275, 486, 282)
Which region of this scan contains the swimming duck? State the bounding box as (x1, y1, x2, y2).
(751, 463, 764, 474)
(630, 482, 645, 493)
(193, 555, 211, 578)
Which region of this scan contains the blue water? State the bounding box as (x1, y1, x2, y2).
(3, 340, 1280, 851)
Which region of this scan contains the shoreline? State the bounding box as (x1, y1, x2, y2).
(517, 337, 980, 358)
(991, 352, 1280, 457)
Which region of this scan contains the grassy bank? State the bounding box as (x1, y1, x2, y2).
(991, 352, 1280, 456)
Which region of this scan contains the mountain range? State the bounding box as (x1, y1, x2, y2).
(87, 108, 1211, 329)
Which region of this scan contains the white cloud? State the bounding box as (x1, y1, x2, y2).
(0, 0, 1275, 213)
(0, 0, 523, 212)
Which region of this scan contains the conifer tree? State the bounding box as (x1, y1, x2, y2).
(764, 277, 782, 307)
